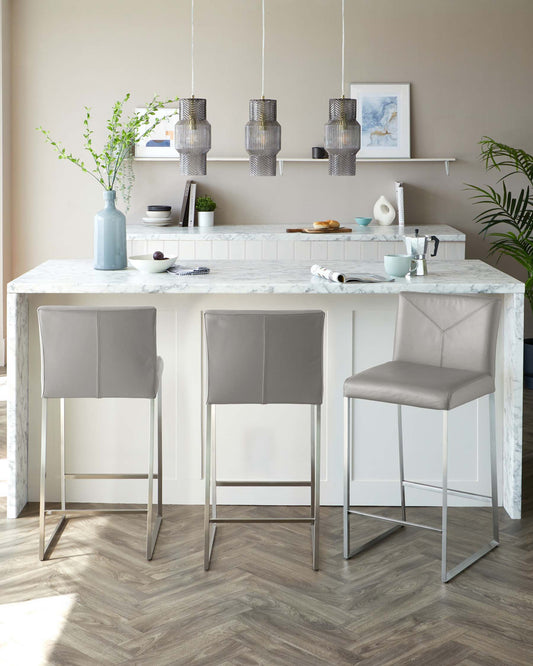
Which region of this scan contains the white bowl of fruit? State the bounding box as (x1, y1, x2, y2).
(129, 251, 177, 273)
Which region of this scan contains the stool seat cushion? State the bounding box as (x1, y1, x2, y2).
(343, 361, 494, 410)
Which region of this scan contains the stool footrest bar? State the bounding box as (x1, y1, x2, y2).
(210, 517, 316, 524)
(65, 473, 158, 480)
(41, 515, 67, 561)
(345, 524, 403, 559)
(443, 540, 499, 582)
(348, 509, 442, 533)
(147, 515, 162, 561)
(403, 480, 492, 502)
(46, 508, 148, 515)
(216, 481, 311, 487)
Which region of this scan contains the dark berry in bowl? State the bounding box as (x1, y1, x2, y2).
(153, 251, 165, 260)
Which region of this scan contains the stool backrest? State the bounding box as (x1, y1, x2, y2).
(204, 310, 324, 405)
(393, 293, 501, 377)
(38, 306, 158, 398)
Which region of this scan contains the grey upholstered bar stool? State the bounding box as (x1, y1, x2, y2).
(203, 310, 325, 571)
(343, 292, 502, 582)
(37, 306, 163, 561)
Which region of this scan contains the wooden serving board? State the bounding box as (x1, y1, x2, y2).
(286, 227, 352, 234)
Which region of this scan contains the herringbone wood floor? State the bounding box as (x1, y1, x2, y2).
(1, 392, 532, 665)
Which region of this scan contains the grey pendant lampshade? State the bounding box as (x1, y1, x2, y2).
(175, 97, 211, 176)
(245, 98, 281, 176)
(324, 97, 361, 176)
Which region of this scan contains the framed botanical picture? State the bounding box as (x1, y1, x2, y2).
(349, 83, 410, 158)
(134, 108, 179, 158)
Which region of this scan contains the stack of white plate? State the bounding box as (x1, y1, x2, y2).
(142, 206, 172, 226)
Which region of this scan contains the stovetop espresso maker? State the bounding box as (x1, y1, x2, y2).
(404, 228, 440, 276)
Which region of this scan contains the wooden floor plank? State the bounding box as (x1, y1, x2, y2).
(0, 390, 532, 664)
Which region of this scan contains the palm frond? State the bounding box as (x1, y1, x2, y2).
(467, 137, 533, 295)
(479, 136, 533, 186)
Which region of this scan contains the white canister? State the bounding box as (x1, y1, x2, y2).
(197, 211, 215, 227)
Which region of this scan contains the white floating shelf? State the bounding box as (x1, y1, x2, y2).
(134, 156, 456, 175)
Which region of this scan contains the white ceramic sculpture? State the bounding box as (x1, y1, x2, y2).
(373, 195, 396, 226)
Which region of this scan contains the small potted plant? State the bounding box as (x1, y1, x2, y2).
(196, 195, 217, 227)
(466, 137, 533, 388)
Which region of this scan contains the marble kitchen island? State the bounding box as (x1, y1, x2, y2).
(7, 259, 524, 519)
(126, 224, 466, 261)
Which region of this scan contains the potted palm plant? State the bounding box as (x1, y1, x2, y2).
(38, 93, 178, 270)
(466, 137, 533, 388)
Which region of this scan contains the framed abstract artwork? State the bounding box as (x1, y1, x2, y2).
(349, 83, 410, 158)
(134, 108, 179, 158)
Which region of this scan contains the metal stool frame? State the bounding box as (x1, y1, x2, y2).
(204, 403, 321, 571)
(39, 390, 163, 561)
(343, 395, 499, 582)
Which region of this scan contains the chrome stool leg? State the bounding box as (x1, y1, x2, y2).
(398, 405, 406, 523)
(312, 405, 321, 571)
(147, 394, 163, 561)
(60, 399, 66, 512)
(204, 404, 216, 570)
(39, 398, 47, 561)
(157, 388, 163, 523)
(489, 393, 499, 543)
(343, 397, 351, 559)
(344, 399, 402, 560)
(441, 411, 449, 583)
(39, 398, 66, 561)
(442, 393, 500, 583)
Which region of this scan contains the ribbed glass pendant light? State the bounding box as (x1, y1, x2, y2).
(175, 0, 211, 175)
(324, 0, 360, 176)
(245, 0, 281, 176)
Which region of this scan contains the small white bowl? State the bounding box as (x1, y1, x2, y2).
(145, 210, 172, 219)
(129, 254, 177, 273)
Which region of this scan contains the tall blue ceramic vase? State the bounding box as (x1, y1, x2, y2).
(94, 190, 127, 270)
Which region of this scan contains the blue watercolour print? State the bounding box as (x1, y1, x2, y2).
(361, 95, 398, 148)
(146, 139, 171, 147)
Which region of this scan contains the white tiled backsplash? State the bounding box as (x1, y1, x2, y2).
(127, 238, 466, 261)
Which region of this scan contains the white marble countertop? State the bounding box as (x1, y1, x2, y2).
(126, 224, 465, 242)
(8, 259, 523, 295)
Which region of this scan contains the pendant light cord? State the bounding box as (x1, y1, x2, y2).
(191, 0, 195, 96)
(261, 0, 265, 98)
(341, 0, 345, 97)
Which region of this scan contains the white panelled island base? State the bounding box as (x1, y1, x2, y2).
(7, 259, 523, 519)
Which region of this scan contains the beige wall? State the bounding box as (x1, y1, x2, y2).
(8, 0, 533, 326)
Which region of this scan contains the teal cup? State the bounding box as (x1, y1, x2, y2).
(384, 254, 416, 277)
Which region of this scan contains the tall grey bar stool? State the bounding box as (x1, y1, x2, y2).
(203, 310, 325, 571)
(37, 306, 163, 561)
(343, 292, 502, 582)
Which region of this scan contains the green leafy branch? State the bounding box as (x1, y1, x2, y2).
(37, 93, 179, 210)
(466, 137, 533, 312)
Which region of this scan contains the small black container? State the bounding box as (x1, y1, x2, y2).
(312, 147, 328, 159)
(525, 338, 533, 389)
(147, 205, 172, 212)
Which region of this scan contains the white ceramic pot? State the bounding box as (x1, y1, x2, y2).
(373, 195, 396, 226)
(197, 211, 215, 227)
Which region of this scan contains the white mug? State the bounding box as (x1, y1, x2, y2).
(384, 254, 416, 277)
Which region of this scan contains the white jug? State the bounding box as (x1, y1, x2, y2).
(373, 195, 396, 226)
